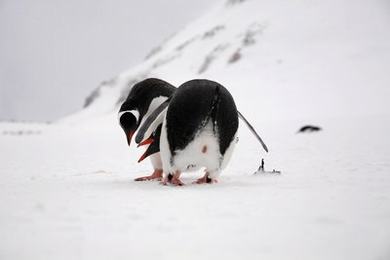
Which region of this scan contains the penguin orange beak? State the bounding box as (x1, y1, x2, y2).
(126, 131, 135, 146)
(138, 151, 148, 163)
(137, 137, 154, 147)
(137, 138, 158, 163)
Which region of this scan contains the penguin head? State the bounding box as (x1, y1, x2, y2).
(137, 124, 162, 163)
(118, 78, 176, 147)
(118, 101, 141, 146)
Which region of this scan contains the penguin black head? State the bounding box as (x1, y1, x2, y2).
(118, 78, 176, 146)
(137, 124, 162, 163)
(118, 107, 139, 146)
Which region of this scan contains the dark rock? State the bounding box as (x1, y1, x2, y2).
(228, 49, 242, 63)
(298, 125, 322, 133)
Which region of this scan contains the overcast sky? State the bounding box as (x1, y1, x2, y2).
(0, 0, 216, 121)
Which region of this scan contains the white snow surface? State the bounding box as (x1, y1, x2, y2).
(1, 0, 390, 259)
(1, 116, 390, 260)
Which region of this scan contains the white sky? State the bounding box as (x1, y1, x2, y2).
(0, 0, 216, 121)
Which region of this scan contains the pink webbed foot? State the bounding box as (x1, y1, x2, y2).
(171, 176, 184, 186)
(161, 172, 184, 186)
(193, 173, 218, 184)
(134, 169, 163, 181)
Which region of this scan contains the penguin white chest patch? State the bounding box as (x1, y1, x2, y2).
(138, 96, 169, 139)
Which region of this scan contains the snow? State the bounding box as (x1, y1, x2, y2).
(69, 0, 390, 123)
(1, 115, 390, 259)
(1, 0, 390, 259)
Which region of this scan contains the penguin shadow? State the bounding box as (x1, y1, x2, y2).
(72, 170, 274, 191)
(89, 173, 246, 190)
(129, 175, 262, 190)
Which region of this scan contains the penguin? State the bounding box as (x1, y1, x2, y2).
(136, 79, 269, 185)
(118, 78, 176, 181)
(135, 79, 269, 185)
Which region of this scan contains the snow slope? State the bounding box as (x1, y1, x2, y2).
(65, 0, 390, 123)
(1, 0, 390, 259)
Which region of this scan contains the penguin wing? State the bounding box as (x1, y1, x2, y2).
(237, 110, 269, 152)
(135, 99, 170, 144)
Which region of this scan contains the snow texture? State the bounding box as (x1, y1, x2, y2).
(1, 116, 390, 260)
(1, 0, 390, 259)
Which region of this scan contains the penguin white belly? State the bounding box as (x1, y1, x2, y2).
(160, 119, 237, 175)
(174, 121, 221, 172)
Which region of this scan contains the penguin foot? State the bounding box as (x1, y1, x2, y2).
(193, 173, 218, 184)
(161, 172, 184, 186)
(171, 177, 184, 186)
(134, 169, 163, 181)
(161, 173, 172, 185)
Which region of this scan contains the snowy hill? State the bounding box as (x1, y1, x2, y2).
(1, 1, 390, 259)
(65, 0, 390, 123)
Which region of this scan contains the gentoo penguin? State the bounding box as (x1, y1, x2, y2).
(136, 79, 269, 185)
(136, 79, 268, 185)
(118, 78, 176, 181)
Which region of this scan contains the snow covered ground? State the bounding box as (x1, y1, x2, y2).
(1, 114, 389, 260)
(1, 0, 390, 259)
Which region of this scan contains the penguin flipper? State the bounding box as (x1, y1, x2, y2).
(237, 110, 269, 153)
(135, 99, 170, 144)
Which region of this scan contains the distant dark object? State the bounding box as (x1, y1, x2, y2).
(198, 44, 228, 74)
(84, 77, 118, 108)
(202, 25, 225, 39)
(228, 49, 242, 63)
(227, 0, 247, 6)
(298, 125, 322, 133)
(259, 158, 264, 171)
(254, 158, 281, 175)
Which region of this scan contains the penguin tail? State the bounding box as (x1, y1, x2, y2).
(206, 85, 221, 133)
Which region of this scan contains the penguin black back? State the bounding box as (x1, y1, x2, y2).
(120, 78, 176, 116)
(166, 79, 238, 156)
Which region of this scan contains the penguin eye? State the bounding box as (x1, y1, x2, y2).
(118, 110, 140, 127)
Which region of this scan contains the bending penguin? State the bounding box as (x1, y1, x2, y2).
(118, 78, 176, 181)
(135, 79, 268, 185)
